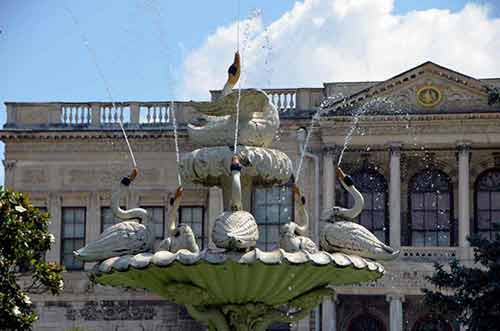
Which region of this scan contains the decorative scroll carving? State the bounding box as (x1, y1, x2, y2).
(20, 168, 47, 185)
(66, 300, 158, 321)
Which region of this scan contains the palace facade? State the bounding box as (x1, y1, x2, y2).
(2, 61, 500, 331)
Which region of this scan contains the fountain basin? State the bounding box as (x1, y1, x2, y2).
(94, 249, 383, 306)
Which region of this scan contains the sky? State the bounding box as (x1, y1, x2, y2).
(1, 0, 500, 185)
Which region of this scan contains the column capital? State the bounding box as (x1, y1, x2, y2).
(386, 293, 405, 303)
(323, 145, 341, 157)
(388, 142, 402, 155)
(2, 160, 17, 170)
(456, 142, 472, 154)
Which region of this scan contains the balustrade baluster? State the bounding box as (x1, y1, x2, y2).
(146, 107, 152, 123)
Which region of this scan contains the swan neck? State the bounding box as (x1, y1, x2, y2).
(231, 170, 242, 211)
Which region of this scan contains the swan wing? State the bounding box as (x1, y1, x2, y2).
(187, 90, 269, 117)
(75, 222, 150, 261)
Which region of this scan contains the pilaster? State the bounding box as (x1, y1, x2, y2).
(46, 192, 62, 263)
(322, 146, 339, 212)
(457, 143, 471, 248)
(389, 143, 402, 248)
(386, 293, 405, 331)
(208, 187, 223, 248)
(322, 293, 338, 331)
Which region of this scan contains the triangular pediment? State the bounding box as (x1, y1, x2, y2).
(328, 62, 495, 114)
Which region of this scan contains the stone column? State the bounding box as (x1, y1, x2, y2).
(386, 293, 405, 331)
(46, 192, 62, 263)
(322, 294, 338, 331)
(322, 147, 337, 213)
(207, 187, 223, 248)
(457, 143, 471, 248)
(389, 143, 402, 248)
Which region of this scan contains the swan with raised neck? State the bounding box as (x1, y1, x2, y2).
(158, 187, 200, 254)
(321, 167, 364, 222)
(74, 168, 155, 261)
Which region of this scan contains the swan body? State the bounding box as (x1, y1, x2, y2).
(158, 187, 200, 254)
(280, 222, 318, 254)
(187, 52, 278, 148)
(320, 221, 399, 261)
(279, 184, 318, 253)
(319, 167, 399, 261)
(74, 170, 154, 261)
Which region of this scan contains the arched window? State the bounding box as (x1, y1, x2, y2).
(253, 185, 294, 250)
(339, 167, 388, 243)
(475, 168, 500, 240)
(409, 169, 454, 246)
(412, 314, 453, 331)
(348, 313, 386, 331)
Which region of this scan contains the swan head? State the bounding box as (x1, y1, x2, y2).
(173, 224, 194, 237)
(230, 155, 242, 172)
(280, 223, 297, 237)
(121, 168, 139, 186)
(226, 51, 240, 89)
(170, 186, 184, 206)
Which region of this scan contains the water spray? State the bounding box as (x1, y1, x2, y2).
(63, 4, 137, 169)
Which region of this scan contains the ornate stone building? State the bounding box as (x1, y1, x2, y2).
(2, 61, 500, 331)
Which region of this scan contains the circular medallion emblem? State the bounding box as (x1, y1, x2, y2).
(417, 86, 442, 107)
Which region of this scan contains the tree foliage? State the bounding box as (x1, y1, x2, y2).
(0, 187, 64, 330)
(487, 86, 500, 106)
(423, 231, 500, 331)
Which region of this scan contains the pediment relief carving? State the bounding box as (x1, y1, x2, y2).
(385, 74, 488, 112)
(328, 62, 494, 114)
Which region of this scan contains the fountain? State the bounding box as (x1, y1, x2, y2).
(75, 52, 399, 331)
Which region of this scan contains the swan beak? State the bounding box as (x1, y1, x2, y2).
(129, 167, 139, 181)
(336, 167, 346, 180)
(175, 186, 184, 200)
(226, 51, 240, 88)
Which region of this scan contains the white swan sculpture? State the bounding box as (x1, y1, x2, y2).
(212, 155, 259, 250)
(74, 169, 155, 262)
(187, 52, 279, 148)
(319, 167, 399, 261)
(279, 184, 318, 254)
(158, 187, 200, 254)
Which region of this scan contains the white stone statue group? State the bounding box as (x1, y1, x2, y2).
(75, 164, 399, 263)
(280, 167, 399, 261)
(74, 168, 200, 262)
(74, 50, 399, 264)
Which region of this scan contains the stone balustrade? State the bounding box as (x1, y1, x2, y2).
(5, 87, 324, 128)
(400, 246, 458, 262)
(4, 101, 193, 128)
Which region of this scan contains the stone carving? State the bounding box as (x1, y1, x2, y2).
(212, 210, 259, 250)
(20, 168, 47, 185)
(86, 51, 391, 331)
(74, 169, 155, 261)
(320, 167, 399, 261)
(66, 301, 157, 321)
(279, 185, 318, 254)
(158, 186, 199, 254)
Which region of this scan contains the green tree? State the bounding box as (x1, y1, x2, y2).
(487, 86, 500, 105)
(423, 230, 500, 331)
(0, 187, 64, 330)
